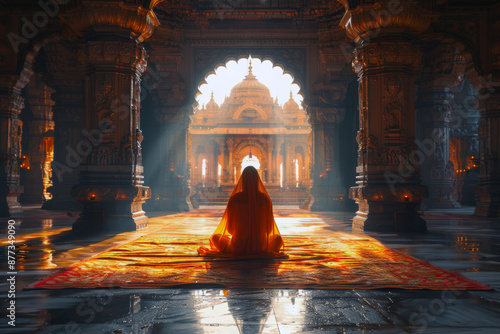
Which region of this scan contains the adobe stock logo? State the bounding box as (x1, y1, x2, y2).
(8, 0, 71, 54)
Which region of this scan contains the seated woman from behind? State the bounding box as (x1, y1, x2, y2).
(198, 166, 284, 257)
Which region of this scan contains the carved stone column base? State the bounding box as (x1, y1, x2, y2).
(42, 181, 83, 211)
(475, 185, 500, 217)
(187, 186, 198, 210)
(72, 184, 151, 233)
(154, 185, 191, 212)
(308, 185, 349, 211)
(42, 196, 83, 211)
(20, 167, 46, 204)
(423, 196, 461, 209)
(422, 183, 461, 209)
(0, 185, 23, 216)
(352, 204, 427, 232)
(20, 194, 45, 205)
(350, 185, 427, 232)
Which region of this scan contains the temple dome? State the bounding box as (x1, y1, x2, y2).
(229, 61, 272, 100)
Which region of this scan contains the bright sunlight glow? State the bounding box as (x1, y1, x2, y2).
(197, 56, 303, 109)
(241, 154, 260, 172)
(202, 159, 207, 178)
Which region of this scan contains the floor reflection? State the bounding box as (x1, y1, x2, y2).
(1, 206, 500, 333)
(227, 290, 273, 334)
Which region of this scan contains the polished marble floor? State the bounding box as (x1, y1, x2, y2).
(1, 205, 500, 333)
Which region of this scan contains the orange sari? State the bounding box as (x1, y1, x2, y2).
(198, 166, 285, 257)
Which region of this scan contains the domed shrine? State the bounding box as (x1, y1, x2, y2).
(189, 62, 311, 205)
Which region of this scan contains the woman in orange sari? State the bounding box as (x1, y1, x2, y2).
(198, 166, 284, 257)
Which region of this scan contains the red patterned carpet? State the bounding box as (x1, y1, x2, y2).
(28, 231, 490, 290)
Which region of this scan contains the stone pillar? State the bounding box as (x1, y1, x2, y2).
(419, 47, 465, 209)
(147, 29, 189, 211)
(21, 74, 55, 204)
(227, 136, 234, 184)
(208, 139, 217, 185)
(71, 40, 151, 232)
(475, 91, 500, 217)
(156, 113, 191, 211)
(267, 137, 274, 183)
(0, 76, 25, 216)
(282, 140, 289, 188)
(223, 139, 229, 183)
(308, 18, 353, 210)
(41, 81, 84, 211)
(58, 1, 159, 231)
(342, 2, 433, 232)
(275, 137, 284, 185)
(40, 42, 85, 211)
(474, 22, 500, 217)
(307, 107, 345, 211)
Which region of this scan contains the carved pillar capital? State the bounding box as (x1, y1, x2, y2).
(308, 107, 346, 125)
(78, 40, 148, 75)
(318, 23, 352, 72)
(352, 41, 422, 74)
(422, 45, 466, 93)
(310, 73, 352, 111)
(59, 1, 159, 42)
(158, 106, 191, 124)
(154, 72, 188, 120)
(148, 32, 183, 68)
(226, 136, 235, 149)
(341, 1, 435, 44)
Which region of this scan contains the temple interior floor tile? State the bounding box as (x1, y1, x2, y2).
(1, 206, 500, 333)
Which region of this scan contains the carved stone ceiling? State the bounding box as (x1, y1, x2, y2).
(154, 0, 345, 23)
